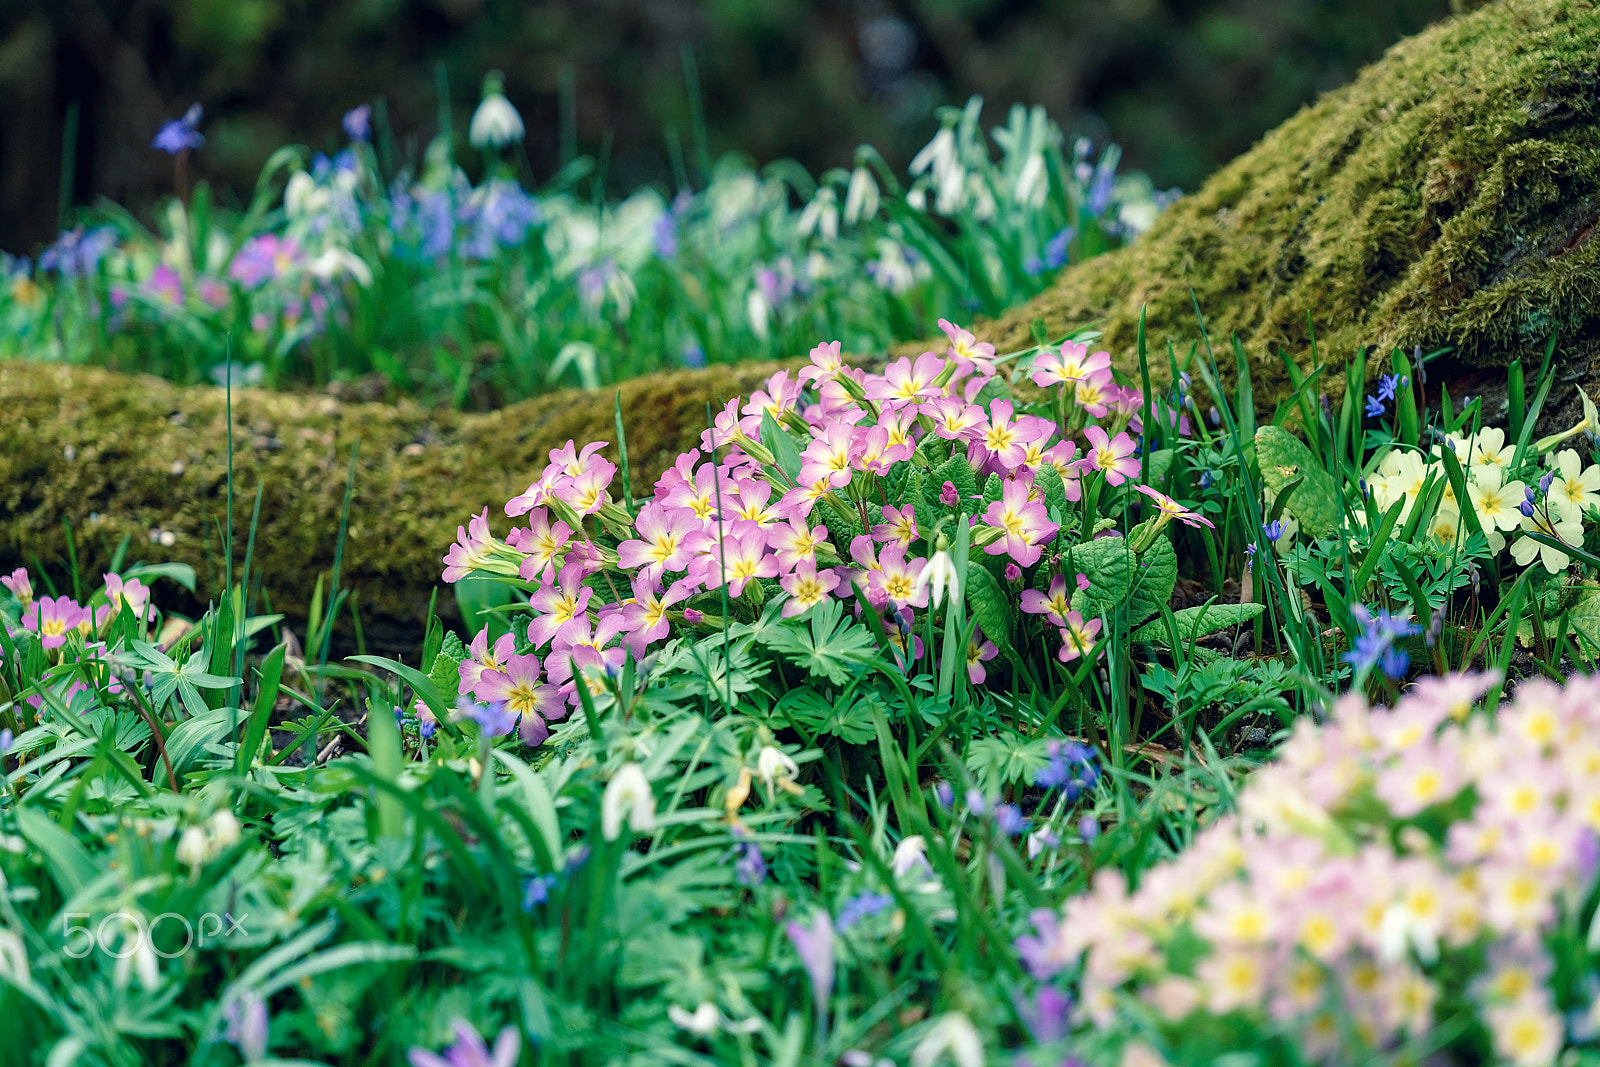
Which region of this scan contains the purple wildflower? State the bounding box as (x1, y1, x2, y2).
(407, 1019, 520, 1067)
(343, 104, 372, 143)
(836, 892, 893, 931)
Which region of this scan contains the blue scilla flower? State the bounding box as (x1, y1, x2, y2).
(1262, 519, 1284, 542)
(1245, 542, 1257, 570)
(153, 104, 204, 154)
(1375, 373, 1401, 403)
(836, 892, 893, 931)
(523, 873, 558, 910)
(1034, 740, 1099, 800)
(343, 104, 372, 143)
(1365, 394, 1386, 418)
(1043, 226, 1076, 270)
(1343, 604, 1420, 680)
(1023, 255, 1045, 277)
(39, 227, 116, 277)
(994, 804, 1029, 836)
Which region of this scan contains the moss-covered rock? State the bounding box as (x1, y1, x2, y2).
(0, 359, 789, 653)
(963, 0, 1600, 406)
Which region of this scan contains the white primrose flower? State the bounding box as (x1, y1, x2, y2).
(1550, 448, 1600, 521)
(601, 762, 655, 841)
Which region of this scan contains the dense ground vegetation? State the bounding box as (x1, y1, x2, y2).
(6, 3, 1600, 1065)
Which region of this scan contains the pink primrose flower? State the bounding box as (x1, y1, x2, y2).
(872, 504, 918, 548)
(1056, 611, 1102, 662)
(977, 400, 1053, 471)
(1039, 441, 1085, 501)
(1072, 369, 1116, 419)
(928, 397, 987, 442)
(966, 626, 999, 684)
(864, 352, 945, 406)
(526, 562, 595, 648)
(769, 516, 830, 571)
(458, 626, 517, 699)
(616, 503, 699, 580)
(23, 595, 91, 650)
(1030, 340, 1111, 388)
(1134, 485, 1216, 529)
(980, 479, 1059, 567)
(867, 542, 928, 610)
(611, 574, 689, 657)
(442, 508, 495, 583)
(96, 573, 154, 629)
(1, 568, 32, 607)
(798, 420, 861, 490)
(854, 424, 914, 475)
(475, 652, 562, 746)
(797, 340, 846, 386)
(1021, 575, 1074, 627)
(1083, 425, 1140, 486)
(510, 509, 573, 580)
(546, 440, 610, 480)
(938, 318, 997, 375)
(779, 561, 841, 617)
(556, 461, 616, 516)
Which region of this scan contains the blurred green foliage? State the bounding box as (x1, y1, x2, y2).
(1, 0, 1451, 252)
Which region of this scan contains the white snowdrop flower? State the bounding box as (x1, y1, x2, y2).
(747, 288, 771, 342)
(797, 187, 839, 241)
(209, 810, 241, 850)
(910, 1012, 984, 1067)
(601, 762, 655, 841)
(469, 72, 525, 150)
(667, 1002, 720, 1035)
(756, 745, 800, 797)
(176, 826, 210, 868)
(892, 834, 932, 879)
(284, 171, 328, 219)
(308, 247, 373, 287)
(844, 166, 880, 226)
(917, 550, 959, 609)
(1014, 151, 1046, 208)
(910, 126, 956, 178)
(0, 929, 29, 985)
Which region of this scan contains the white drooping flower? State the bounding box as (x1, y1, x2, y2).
(756, 745, 801, 799)
(797, 187, 839, 241)
(601, 762, 655, 841)
(308, 247, 373, 287)
(910, 1012, 984, 1067)
(469, 71, 525, 150)
(917, 549, 959, 609)
(844, 166, 880, 226)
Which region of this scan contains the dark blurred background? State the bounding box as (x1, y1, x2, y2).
(0, 0, 1456, 254)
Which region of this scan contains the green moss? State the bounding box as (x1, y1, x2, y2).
(963, 0, 1600, 404)
(0, 359, 789, 651)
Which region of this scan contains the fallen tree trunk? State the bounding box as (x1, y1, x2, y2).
(0, 359, 788, 655)
(961, 0, 1600, 416)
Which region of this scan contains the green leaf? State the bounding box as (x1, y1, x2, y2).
(1255, 425, 1340, 537)
(167, 708, 245, 775)
(428, 630, 468, 699)
(1069, 535, 1177, 631)
(239, 642, 286, 774)
(965, 560, 1013, 654)
(1132, 602, 1265, 644)
(775, 688, 878, 744)
(16, 808, 97, 896)
(761, 409, 804, 482)
(759, 597, 877, 685)
(982, 472, 1004, 505)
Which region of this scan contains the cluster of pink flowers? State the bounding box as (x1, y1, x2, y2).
(441, 322, 1185, 739)
(1022, 673, 1600, 1066)
(3, 568, 154, 655)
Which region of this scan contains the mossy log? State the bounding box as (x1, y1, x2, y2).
(0, 359, 789, 654)
(964, 0, 1600, 410)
